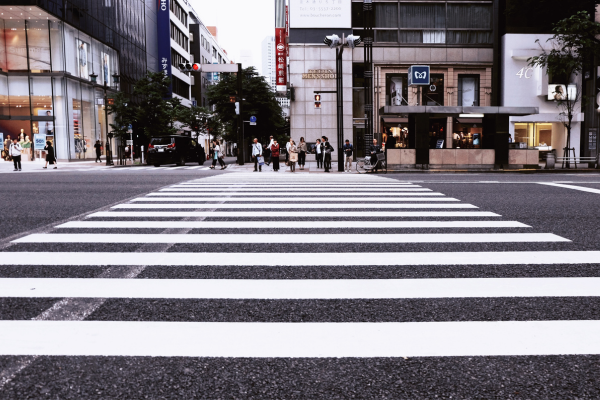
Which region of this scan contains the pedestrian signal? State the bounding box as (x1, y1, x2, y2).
(314, 94, 321, 109)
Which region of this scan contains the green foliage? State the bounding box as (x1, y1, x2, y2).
(207, 67, 285, 144)
(177, 105, 224, 140)
(133, 71, 181, 138)
(107, 91, 133, 140)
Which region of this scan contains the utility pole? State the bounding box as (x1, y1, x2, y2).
(363, 0, 374, 150)
(237, 63, 244, 165)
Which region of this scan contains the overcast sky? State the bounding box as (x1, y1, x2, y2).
(189, 0, 276, 75)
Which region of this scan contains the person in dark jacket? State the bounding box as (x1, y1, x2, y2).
(271, 139, 280, 172)
(321, 136, 334, 173)
(43, 141, 57, 169)
(343, 139, 354, 172)
(369, 138, 381, 172)
(94, 140, 102, 163)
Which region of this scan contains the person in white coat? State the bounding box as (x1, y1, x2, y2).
(9, 138, 22, 171)
(252, 138, 263, 172)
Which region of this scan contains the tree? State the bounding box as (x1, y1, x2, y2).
(107, 91, 134, 141)
(207, 67, 285, 145)
(177, 105, 223, 141)
(528, 11, 600, 167)
(133, 71, 181, 138)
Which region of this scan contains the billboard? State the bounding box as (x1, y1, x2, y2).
(157, 0, 172, 96)
(275, 11, 288, 93)
(548, 84, 577, 101)
(289, 0, 351, 29)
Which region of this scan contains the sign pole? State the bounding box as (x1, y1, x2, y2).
(236, 63, 244, 166)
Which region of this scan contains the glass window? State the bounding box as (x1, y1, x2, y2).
(375, 3, 398, 28)
(386, 74, 408, 106)
(447, 4, 493, 29)
(353, 88, 365, 118)
(400, 4, 445, 29)
(63, 25, 79, 77)
(8, 76, 30, 116)
(0, 20, 6, 72)
(49, 21, 65, 72)
(423, 31, 446, 44)
(4, 19, 27, 71)
(422, 74, 444, 106)
(27, 19, 51, 73)
(31, 77, 53, 118)
(446, 31, 492, 45)
(0, 75, 8, 116)
(352, 2, 364, 27)
(458, 75, 480, 107)
(376, 30, 397, 42)
(453, 119, 483, 149)
(80, 83, 98, 159)
(67, 78, 82, 159)
(53, 77, 68, 159)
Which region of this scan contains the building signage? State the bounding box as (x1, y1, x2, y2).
(157, 0, 172, 96)
(289, 0, 351, 29)
(302, 69, 336, 79)
(408, 65, 430, 86)
(34, 134, 46, 150)
(547, 84, 577, 101)
(275, 27, 287, 92)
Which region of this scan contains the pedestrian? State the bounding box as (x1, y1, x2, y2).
(343, 139, 354, 173)
(369, 138, 381, 172)
(288, 140, 298, 172)
(210, 139, 219, 170)
(43, 141, 57, 169)
(266, 136, 274, 165)
(2, 135, 11, 161)
(215, 140, 226, 170)
(94, 140, 102, 163)
(297, 137, 307, 170)
(321, 136, 334, 173)
(252, 138, 263, 172)
(271, 139, 280, 172)
(9, 138, 22, 171)
(315, 138, 322, 169)
(263, 141, 271, 166)
(286, 138, 293, 163)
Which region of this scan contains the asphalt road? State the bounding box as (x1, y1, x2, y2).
(1, 169, 600, 398)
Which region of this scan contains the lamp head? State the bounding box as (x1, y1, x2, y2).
(346, 35, 362, 49)
(323, 34, 341, 49)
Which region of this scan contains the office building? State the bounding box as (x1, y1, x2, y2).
(262, 36, 276, 91)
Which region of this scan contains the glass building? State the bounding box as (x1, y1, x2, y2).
(0, 1, 148, 161)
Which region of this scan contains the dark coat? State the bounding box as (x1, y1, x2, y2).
(44, 145, 56, 162)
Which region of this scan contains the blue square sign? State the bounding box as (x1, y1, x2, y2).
(408, 65, 430, 86)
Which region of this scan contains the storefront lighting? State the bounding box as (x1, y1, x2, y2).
(459, 113, 484, 118)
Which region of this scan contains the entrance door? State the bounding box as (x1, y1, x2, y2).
(353, 126, 365, 158)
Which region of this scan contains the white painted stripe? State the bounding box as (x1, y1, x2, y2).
(58, 221, 529, 229)
(14, 233, 567, 244)
(155, 191, 443, 195)
(538, 182, 600, 194)
(88, 211, 500, 218)
(112, 203, 478, 209)
(1, 320, 599, 357)
(4, 277, 598, 299)
(185, 166, 203, 170)
(0, 251, 594, 266)
(132, 197, 459, 202)
(175, 184, 421, 187)
(167, 187, 433, 191)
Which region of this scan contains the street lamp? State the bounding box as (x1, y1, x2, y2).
(322, 33, 362, 172)
(90, 72, 116, 165)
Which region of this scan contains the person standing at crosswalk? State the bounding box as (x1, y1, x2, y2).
(270, 139, 280, 172)
(266, 136, 274, 166)
(343, 139, 353, 173)
(288, 140, 298, 172)
(9, 138, 22, 172)
(321, 136, 333, 173)
(315, 138, 323, 169)
(252, 138, 263, 172)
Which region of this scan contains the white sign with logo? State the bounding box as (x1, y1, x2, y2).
(289, 0, 351, 29)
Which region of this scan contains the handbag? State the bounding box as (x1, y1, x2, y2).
(258, 156, 264, 166)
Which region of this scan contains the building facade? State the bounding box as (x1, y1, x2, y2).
(0, 0, 148, 162)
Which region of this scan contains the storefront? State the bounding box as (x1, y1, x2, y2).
(0, 6, 120, 162)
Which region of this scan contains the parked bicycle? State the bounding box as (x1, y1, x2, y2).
(356, 153, 387, 174)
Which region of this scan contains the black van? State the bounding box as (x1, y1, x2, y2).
(147, 135, 205, 167)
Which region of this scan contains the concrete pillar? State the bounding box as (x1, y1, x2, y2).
(446, 117, 453, 149)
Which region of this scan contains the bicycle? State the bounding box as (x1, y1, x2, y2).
(356, 153, 387, 174)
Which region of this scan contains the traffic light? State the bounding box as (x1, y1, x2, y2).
(314, 94, 321, 109)
(178, 63, 200, 72)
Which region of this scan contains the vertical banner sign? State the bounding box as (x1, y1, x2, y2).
(285, 5, 289, 58)
(275, 28, 287, 92)
(157, 0, 172, 96)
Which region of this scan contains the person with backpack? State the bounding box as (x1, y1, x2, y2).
(343, 139, 354, 173)
(9, 138, 22, 171)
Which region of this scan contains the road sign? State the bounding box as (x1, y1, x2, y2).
(126, 140, 133, 145)
(192, 100, 197, 107)
(408, 65, 430, 86)
(250, 116, 257, 126)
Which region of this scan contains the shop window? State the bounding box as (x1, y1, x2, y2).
(0, 20, 6, 72)
(386, 74, 408, 106)
(0, 75, 8, 116)
(352, 63, 365, 88)
(4, 20, 27, 72)
(514, 123, 554, 149)
(49, 21, 65, 72)
(384, 125, 410, 149)
(453, 118, 483, 149)
(458, 75, 480, 107)
(375, 3, 398, 28)
(421, 74, 444, 106)
(8, 76, 30, 117)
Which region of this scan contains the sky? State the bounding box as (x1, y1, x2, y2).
(189, 0, 276, 75)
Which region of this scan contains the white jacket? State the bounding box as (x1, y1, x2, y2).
(9, 143, 22, 157)
(251, 142, 262, 156)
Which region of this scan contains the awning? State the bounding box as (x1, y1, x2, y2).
(380, 106, 539, 116)
(382, 117, 409, 124)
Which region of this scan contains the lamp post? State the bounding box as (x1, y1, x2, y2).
(90, 72, 115, 166)
(323, 34, 361, 172)
(363, 0, 374, 151)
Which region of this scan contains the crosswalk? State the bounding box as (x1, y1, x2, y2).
(1, 173, 599, 386)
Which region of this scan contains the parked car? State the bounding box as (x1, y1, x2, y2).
(147, 135, 205, 167)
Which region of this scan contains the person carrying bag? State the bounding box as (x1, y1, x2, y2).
(251, 138, 263, 172)
(288, 140, 298, 172)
